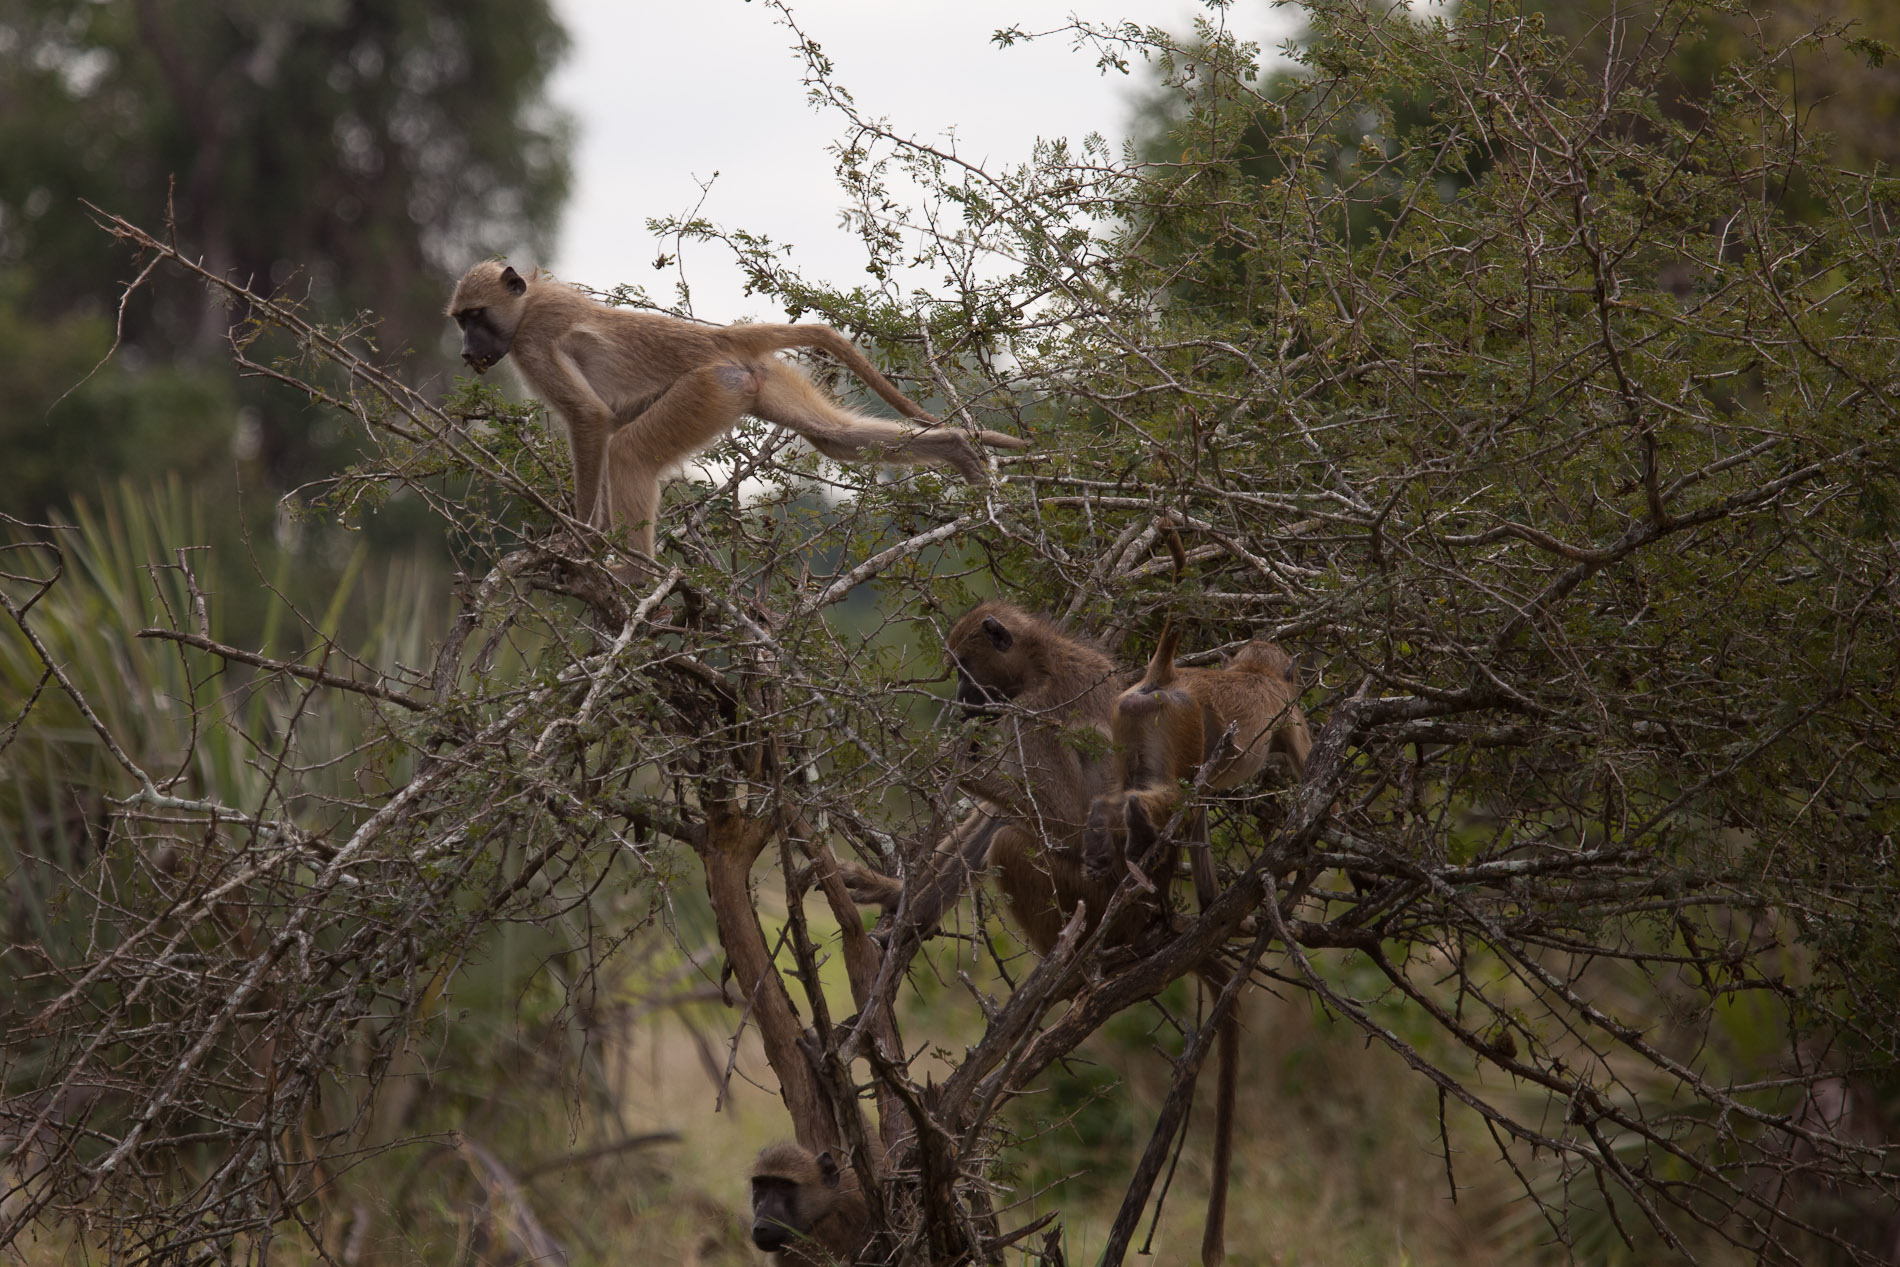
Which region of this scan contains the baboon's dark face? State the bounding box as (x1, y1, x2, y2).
(953, 663, 1013, 712)
(749, 1177, 803, 1251)
(455, 310, 511, 373)
(447, 262, 528, 374)
(947, 606, 1029, 714)
(749, 1147, 840, 1252)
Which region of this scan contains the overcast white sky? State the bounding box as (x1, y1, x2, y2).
(544, 1, 1299, 320)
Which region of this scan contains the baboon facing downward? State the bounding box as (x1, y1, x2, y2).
(446, 262, 1026, 557)
(840, 600, 1132, 952)
(748, 1141, 868, 1266)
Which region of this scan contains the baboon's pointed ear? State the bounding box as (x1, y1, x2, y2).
(816, 1151, 841, 1188)
(500, 265, 528, 296)
(981, 616, 1013, 651)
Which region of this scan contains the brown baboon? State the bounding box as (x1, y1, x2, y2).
(748, 1141, 869, 1266)
(839, 600, 1132, 953)
(1079, 624, 1310, 1267)
(1083, 623, 1311, 896)
(446, 261, 1026, 555)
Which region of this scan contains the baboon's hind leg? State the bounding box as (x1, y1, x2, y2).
(751, 363, 986, 479)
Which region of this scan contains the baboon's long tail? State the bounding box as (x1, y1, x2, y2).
(1202, 1007, 1239, 1267)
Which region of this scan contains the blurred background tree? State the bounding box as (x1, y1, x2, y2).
(0, 0, 571, 520)
(1533, 0, 1900, 174)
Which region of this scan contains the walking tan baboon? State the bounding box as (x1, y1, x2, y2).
(839, 602, 1247, 1265)
(446, 261, 1026, 555)
(1083, 623, 1311, 897)
(748, 1141, 869, 1266)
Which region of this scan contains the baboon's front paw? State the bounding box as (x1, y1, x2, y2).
(838, 861, 903, 909)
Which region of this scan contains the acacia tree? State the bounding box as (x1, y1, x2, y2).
(4, 1, 1899, 1263)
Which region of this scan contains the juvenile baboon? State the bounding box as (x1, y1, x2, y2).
(446, 261, 1027, 555)
(1060, 624, 1309, 1266)
(1083, 623, 1311, 895)
(748, 1141, 869, 1266)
